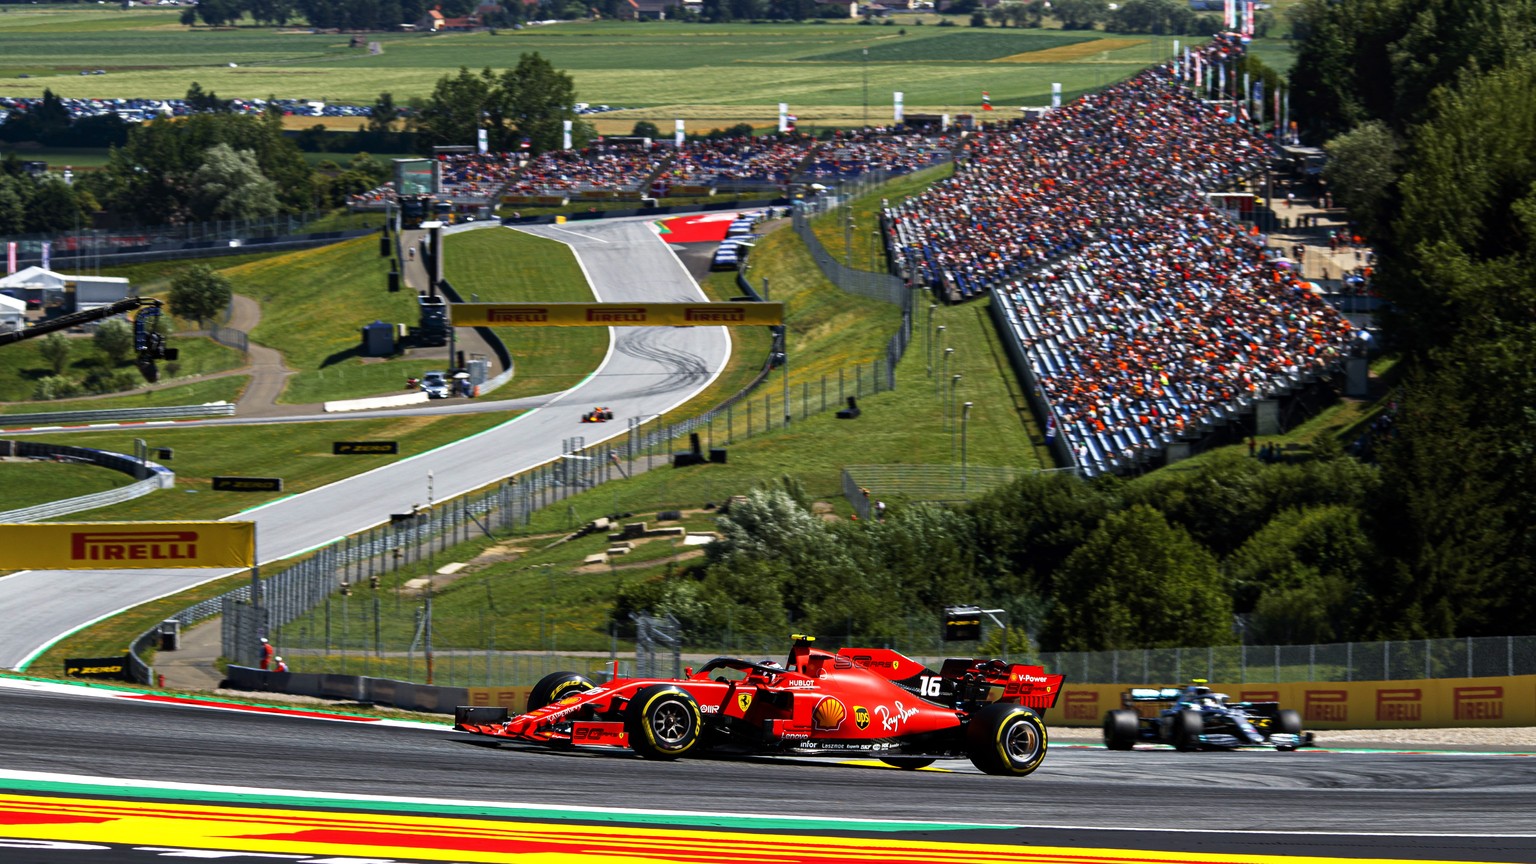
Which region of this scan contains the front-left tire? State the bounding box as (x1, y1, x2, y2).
(626, 684, 703, 760)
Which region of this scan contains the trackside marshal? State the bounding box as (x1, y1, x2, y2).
(0, 521, 256, 570)
(452, 302, 785, 328)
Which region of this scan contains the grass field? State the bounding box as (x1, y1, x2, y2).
(37, 412, 511, 521)
(0, 375, 247, 415)
(0, 459, 135, 511)
(0, 330, 244, 403)
(0, 14, 1176, 128)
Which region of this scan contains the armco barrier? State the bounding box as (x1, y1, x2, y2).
(1053, 675, 1536, 730)
(0, 402, 235, 427)
(223, 665, 468, 715)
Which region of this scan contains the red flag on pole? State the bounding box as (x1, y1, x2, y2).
(981, 91, 993, 111)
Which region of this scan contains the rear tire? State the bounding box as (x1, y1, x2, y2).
(879, 757, 936, 770)
(967, 703, 1048, 777)
(1103, 709, 1139, 751)
(626, 684, 702, 760)
(1171, 709, 1203, 752)
(528, 672, 596, 713)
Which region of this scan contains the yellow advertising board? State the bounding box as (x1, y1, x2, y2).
(452, 302, 784, 328)
(466, 686, 534, 711)
(0, 521, 256, 570)
(1052, 675, 1536, 729)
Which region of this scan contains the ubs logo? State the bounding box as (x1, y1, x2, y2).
(71, 530, 198, 562)
(1304, 689, 1349, 722)
(1375, 688, 1422, 722)
(1454, 686, 1504, 721)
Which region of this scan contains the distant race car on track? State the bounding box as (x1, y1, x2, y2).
(1102, 679, 1313, 752)
(455, 635, 1065, 776)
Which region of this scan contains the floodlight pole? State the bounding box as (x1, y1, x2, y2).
(980, 607, 1009, 661)
(950, 374, 961, 456)
(961, 401, 972, 492)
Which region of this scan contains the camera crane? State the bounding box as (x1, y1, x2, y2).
(0, 296, 178, 382)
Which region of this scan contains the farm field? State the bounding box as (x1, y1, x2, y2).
(0, 11, 1179, 129)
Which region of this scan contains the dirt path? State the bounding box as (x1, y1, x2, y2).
(228, 294, 310, 418)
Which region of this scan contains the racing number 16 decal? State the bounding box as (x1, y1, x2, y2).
(919, 676, 943, 698)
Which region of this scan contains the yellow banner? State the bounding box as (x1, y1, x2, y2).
(0, 521, 255, 570)
(1052, 675, 1536, 729)
(452, 302, 784, 328)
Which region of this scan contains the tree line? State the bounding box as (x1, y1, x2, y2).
(1288, 0, 1536, 641)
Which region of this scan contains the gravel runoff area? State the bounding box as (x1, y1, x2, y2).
(1049, 725, 1536, 749)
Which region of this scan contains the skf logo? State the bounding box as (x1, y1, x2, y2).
(853, 705, 870, 730)
(1376, 688, 1422, 722)
(684, 307, 746, 323)
(487, 307, 548, 323)
(1304, 690, 1349, 722)
(587, 307, 647, 323)
(812, 696, 847, 731)
(736, 693, 753, 713)
(1454, 686, 1504, 721)
(71, 531, 197, 562)
(1063, 691, 1098, 721)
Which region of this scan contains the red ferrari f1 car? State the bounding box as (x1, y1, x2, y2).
(454, 636, 1065, 776)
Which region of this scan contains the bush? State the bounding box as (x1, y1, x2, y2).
(34, 375, 84, 400)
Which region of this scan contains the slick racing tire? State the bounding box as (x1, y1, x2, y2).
(1171, 709, 1203, 752)
(528, 672, 596, 712)
(626, 684, 703, 760)
(1103, 708, 1139, 751)
(879, 757, 937, 770)
(1275, 709, 1303, 751)
(966, 703, 1048, 777)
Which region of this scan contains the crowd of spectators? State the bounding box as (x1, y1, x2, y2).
(887, 35, 1355, 475)
(507, 140, 662, 196)
(662, 133, 815, 187)
(800, 127, 957, 181)
(436, 153, 521, 200)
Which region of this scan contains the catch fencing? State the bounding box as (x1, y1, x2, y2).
(1039, 635, 1536, 684)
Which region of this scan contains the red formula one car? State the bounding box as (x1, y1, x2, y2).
(454, 636, 1065, 776)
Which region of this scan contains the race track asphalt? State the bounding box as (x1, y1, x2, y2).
(0, 684, 1533, 862)
(0, 220, 730, 670)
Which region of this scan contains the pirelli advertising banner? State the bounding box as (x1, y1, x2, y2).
(452, 302, 785, 328)
(0, 521, 256, 570)
(1052, 674, 1536, 730)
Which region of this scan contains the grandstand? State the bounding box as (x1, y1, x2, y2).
(883, 34, 1355, 477)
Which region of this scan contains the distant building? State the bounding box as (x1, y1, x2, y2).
(0, 266, 132, 319)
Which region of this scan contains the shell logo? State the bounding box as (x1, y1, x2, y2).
(813, 696, 847, 731)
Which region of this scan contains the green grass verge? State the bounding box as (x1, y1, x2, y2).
(228, 235, 437, 403)
(0, 333, 243, 404)
(0, 460, 135, 511)
(35, 412, 511, 522)
(1, 375, 248, 416)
